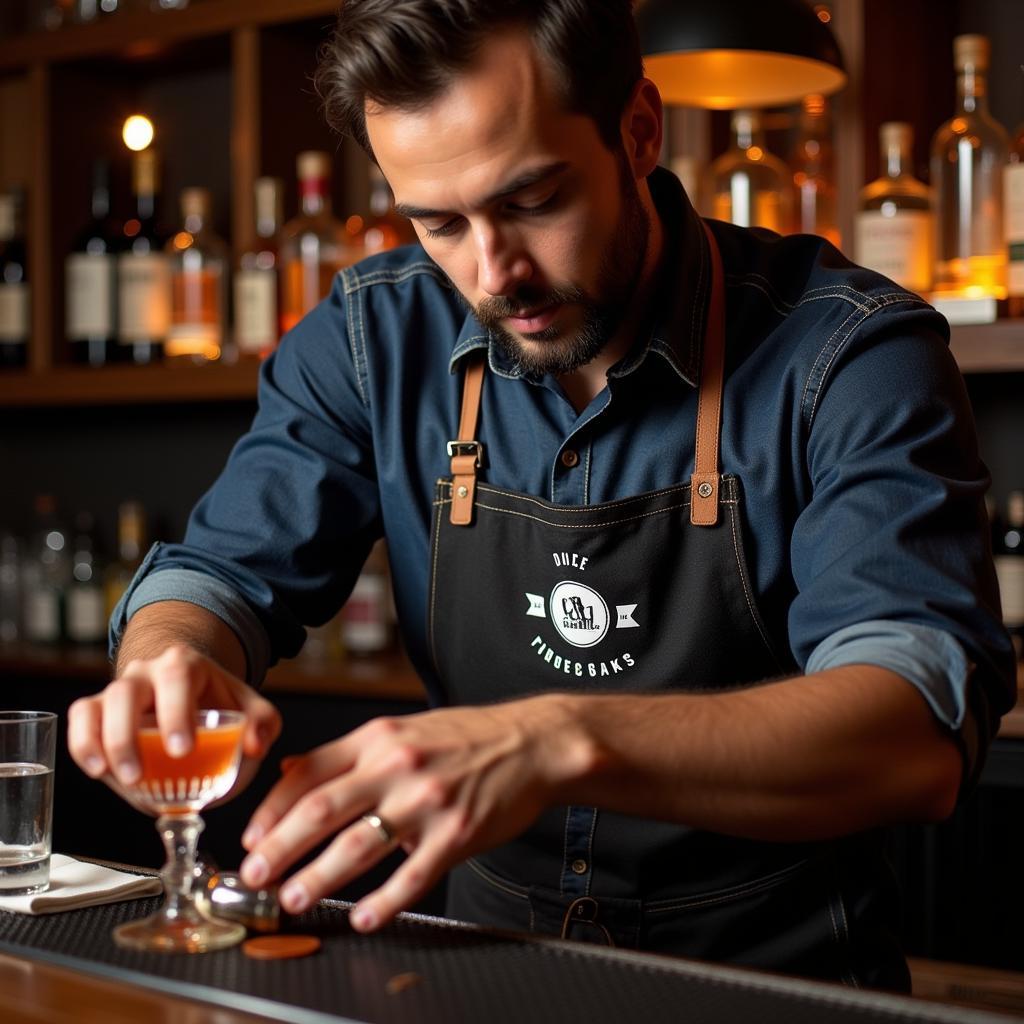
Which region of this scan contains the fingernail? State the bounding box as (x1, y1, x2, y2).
(241, 853, 269, 887)
(85, 756, 105, 777)
(280, 882, 309, 914)
(118, 761, 140, 785)
(166, 733, 189, 757)
(351, 905, 377, 931)
(241, 823, 264, 849)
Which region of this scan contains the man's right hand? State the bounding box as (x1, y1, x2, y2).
(67, 644, 281, 792)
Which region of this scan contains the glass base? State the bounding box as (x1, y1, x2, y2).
(113, 905, 246, 953)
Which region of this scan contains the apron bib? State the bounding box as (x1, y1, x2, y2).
(425, 226, 907, 990)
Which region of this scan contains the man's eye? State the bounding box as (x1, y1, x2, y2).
(509, 191, 559, 215)
(421, 218, 462, 239)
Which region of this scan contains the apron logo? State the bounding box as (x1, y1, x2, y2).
(549, 581, 609, 649)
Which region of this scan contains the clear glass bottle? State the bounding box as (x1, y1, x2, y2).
(103, 500, 147, 621)
(930, 34, 1010, 299)
(279, 151, 358, 335)
(856, 122, 935, 296)
(0, 189, 29, 369)
(234, 177, 283, 359)
(709, 110, 795, 234)
(792, 94, 840, 248)
(23, 495, 70, 646)
(118, 150, 169, 364)
(166, 187, 228, 362)
(66, 511, 106, 646)
(67, 159, 119, 368)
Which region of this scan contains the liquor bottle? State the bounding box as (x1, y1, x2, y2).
(339, 540, 394, 656)
(709, 110, 795, 234)
(0, 532, 21, 644)
(994, 490, 1024, 662)
(279, 151, 358, 335)
(792, 94, 840, 248)
(930, 35, 1010, 300)
(234, 177, 283, 359)
(103, 500, 147, 620)
(119, 150, 169, 364)
(1006, 85, 1024, 318)
(0, 190, 29, 369)
(855, 123, 934, 296)
(166, 187, 228, 362)
(66, 511, 106, 646)
(357, 164, 418, 257)
(67, 160, 119, 367)
(22, 495, 70, 645)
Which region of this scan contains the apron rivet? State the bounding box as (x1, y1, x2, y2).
(457, 485, 468, 498)
(698, 482, 713, 498)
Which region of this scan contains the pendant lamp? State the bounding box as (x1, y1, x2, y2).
(635, 0, 847, 109)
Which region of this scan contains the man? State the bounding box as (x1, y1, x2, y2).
(68, 0, 1014, 991)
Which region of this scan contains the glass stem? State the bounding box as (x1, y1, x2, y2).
(157, 813, 203, 918)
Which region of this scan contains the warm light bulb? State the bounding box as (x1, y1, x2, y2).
(122, 115, 155, 152)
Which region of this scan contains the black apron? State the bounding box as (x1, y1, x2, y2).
(426, 225, 908, 991)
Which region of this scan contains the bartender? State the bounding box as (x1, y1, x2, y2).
(68, 0, 1014, 991)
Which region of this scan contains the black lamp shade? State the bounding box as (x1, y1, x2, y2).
(635, 0, 847, 108)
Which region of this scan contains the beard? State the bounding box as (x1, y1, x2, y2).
(470, 156, 651, 378)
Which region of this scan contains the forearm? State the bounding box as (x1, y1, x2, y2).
(539, 665, 963, 842)
(115, 600, 247, 681)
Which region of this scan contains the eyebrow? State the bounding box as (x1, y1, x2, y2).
(392, 160, 570, 220)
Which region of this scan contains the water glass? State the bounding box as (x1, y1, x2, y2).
(0, 711, 57, 895)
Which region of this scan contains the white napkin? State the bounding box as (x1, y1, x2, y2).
(0, 854, 162, 914)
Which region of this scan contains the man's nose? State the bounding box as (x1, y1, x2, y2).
(475, 226, 532, 297)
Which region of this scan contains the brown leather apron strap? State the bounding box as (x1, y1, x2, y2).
(690, 223, 727, 527)
(448, 353, 486, 525)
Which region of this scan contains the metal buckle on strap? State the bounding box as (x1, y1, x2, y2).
(446, 440, 484, 466)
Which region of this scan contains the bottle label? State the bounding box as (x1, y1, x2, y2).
(118, 252, 170, 344)
(854, 210, 933, 294)
(1005, 163, 1024, 298)
(995, 555, 1024, 627)
(66, 253, 115, 338)
(67, 585, 106, 643)
(234, 268, 278, 353)
(0, 282, 29, 342)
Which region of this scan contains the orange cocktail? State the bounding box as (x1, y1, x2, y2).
(132, 713, 245, 814)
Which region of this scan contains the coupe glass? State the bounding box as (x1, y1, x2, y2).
(113, 709, 247, 952)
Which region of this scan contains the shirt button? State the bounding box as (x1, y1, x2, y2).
(571, 858, 588, 875)
(561, 449, 580, 468)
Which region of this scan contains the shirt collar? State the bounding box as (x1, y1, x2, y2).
(449, 165, 709, 387)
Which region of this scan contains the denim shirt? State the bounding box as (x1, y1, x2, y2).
(114, 169, 1016, 784)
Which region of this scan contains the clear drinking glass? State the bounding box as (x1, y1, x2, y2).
(112, 709, 247, 952)
(0, 711, 57, 895)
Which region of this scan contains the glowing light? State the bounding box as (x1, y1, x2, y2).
(122, 115, 155, 152)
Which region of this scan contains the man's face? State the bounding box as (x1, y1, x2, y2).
(366, 29, 650, 377)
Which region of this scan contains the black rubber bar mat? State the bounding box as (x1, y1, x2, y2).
(0, 893, 1012, 1024)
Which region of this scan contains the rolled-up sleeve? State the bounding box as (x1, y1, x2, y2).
(788, 307, 1016, 786)
(109, 276, 382, 678)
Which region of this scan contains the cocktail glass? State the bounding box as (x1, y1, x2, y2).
(112, 709, 247, 953)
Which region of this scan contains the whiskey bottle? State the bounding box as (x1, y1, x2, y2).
(118, 150, 169, 364)
(67, 160, 119, 367)
(234, 177, 283, 359)
(358, 164, 418, 257)
(710, 110, 795, 234)
(279, 151, 359, 334)
(792, 94, 840, 248)
(856, 123, 934, 296)
(0, 189, 29, 369)
(930, 35, 1010, 301)
(166, 187, 228, 363)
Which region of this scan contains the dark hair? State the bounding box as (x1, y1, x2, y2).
(314, 0, 643, 155)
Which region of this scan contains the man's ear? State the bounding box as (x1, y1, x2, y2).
(620, 78, 663, 179)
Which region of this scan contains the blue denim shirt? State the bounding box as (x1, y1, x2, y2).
(114, 169, 1016, 782)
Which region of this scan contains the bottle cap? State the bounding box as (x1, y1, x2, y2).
(879, 122, 913, 149)
(180, 187, 211, 221)
(954, 34, 989, 71)
(297, 151, 331, 181)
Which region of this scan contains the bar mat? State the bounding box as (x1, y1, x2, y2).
(0, 890, 1010, 1024)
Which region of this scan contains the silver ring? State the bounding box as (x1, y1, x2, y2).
(361, 812, 396, 845)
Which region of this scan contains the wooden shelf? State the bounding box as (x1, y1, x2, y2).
(0, 0, 339, 71)
(949, 320, 1024, 374)
(0, 359, 259, 407)
(0, 642, 427, 703)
